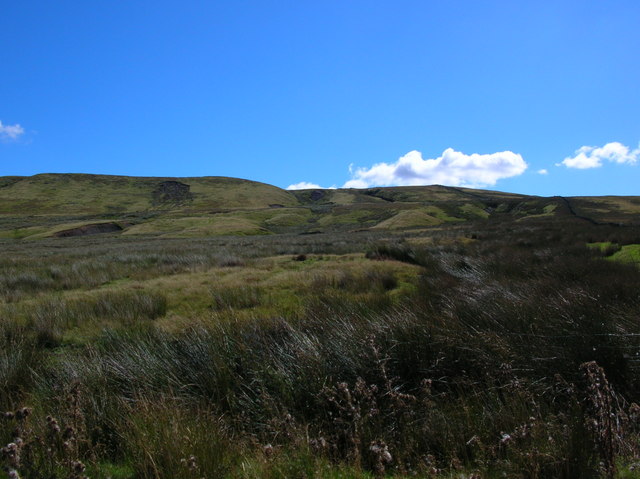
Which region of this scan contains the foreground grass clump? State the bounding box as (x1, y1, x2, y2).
(2, 220, 640, 477)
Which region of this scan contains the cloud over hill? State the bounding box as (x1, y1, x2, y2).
(560, 142, 639, 169)
(287, 181, 323, 190)
(343, 148, 528, 188)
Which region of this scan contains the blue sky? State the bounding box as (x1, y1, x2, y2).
(1, 1, 639, 196)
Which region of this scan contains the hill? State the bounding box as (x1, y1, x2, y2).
(0, 173, 638, 239)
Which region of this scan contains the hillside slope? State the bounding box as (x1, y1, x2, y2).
(0, 174, 637, 239)
(0, 174, 299, 215)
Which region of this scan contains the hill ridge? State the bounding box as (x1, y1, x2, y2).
(0, 173, 638, 239)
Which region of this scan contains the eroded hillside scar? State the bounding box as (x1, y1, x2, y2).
(152, 180, 193, 206)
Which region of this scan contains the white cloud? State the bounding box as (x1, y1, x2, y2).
(287, 181, 338, 190)
(0, 121, 25, 141)
(343, 148, 528, 189)
(287, 181, 323, 190)
(559, 142, 639, 169)
(537, 169, 548, 175)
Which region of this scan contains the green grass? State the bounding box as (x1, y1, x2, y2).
(0, 174, 299, 216)
(0, 225, 49, 239)
(458, 202, 490, 219)
(587, 242, 640, 263)
(122, 215, 271, 237)
(588, 241, 617, 251)
(263, 210, 312, 227)
(87, 462, 135, 479)
(372, 209, 444, 229)
(2, 174, 640, 239)
(134, 253, 421, 323)
(610, 244, 640, 263)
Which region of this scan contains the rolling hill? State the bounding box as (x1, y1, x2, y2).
(0, 173, 638, 239)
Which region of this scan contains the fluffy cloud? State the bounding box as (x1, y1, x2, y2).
(286, 181, 337, 190)
(343, 148, 527, 189)
(537, 169, 549, 175)
(0, 121, 25, 141)
(560, 142, 639, 169)
(286, 181, 323, 190)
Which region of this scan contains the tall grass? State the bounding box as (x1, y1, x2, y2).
(2, 219, 640, 477)
(0, 336, 42, 411)
(121, 398, 234, 479)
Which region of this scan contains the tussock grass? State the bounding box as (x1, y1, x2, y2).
(0, 337, 42, 411)
(121, 398, 234, 479)
(2, 218, 640, 477)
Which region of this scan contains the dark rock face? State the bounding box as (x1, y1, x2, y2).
(152, 181, 193, 205)
(53, 222, 123, 237)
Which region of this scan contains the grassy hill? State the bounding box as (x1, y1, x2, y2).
(0, 173, 638, 239)
(0, 174, 298, 214)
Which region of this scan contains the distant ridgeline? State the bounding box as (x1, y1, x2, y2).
(0, 173, 638, 239)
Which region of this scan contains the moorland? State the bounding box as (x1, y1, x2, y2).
(1, 173, 640, 478)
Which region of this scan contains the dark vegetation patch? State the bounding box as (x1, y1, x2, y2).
(0, 177, 23, 188)
(364, 188, 396, 202)
(291, 189, 329, 204)
(365, 241, 426, 265)
(310, 189, 326, 201)
(52, 222, 124, 237)
(568, 197, 640, 225)
(151, 180, 193, 206)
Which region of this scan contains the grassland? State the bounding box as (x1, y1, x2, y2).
(2, 175, 640, 478)
(0, 174, 299, 214)
(2, 174, 639, 240)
